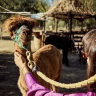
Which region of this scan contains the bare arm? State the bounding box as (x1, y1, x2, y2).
(14, 52, 30, 75)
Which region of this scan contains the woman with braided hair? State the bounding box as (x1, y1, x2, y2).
(82, 29, 96, 91)
(14, 29, 96, 96)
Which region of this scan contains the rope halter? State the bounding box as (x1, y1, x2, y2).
(14, 25, 30, 51)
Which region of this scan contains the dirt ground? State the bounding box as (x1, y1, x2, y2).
(0, 34, 87, 96)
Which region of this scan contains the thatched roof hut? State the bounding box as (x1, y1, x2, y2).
(44, 0, 96, 20)
(43, 0, 96, 46)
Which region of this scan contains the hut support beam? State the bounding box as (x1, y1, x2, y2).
(68, 12, 73, 51)
(55, 18, 58, 33)
(43, 18, 46, 32)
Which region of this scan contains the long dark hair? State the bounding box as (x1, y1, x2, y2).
(82, 29, 96, 90)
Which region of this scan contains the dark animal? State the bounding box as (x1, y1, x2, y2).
(45, 34, 70, 66)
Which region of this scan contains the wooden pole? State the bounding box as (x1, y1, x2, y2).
(68, 12, 73, 51)
(0, 26, 2, 40)
(55, 18, 56, 32)
(42, 17, 46, 46)
(68, 12, 72, 40)
(43, 17, 46, 32)
(56, 19, 59, 33)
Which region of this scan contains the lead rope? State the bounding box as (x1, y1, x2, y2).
(26, 51, 36, 72)
(26, 51, 96, 89)
(14, 26, 96, 89)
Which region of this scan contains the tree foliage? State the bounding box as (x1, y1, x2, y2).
(0, 0, 96, 28)
(0, 0, 50, 12)
(0, 0, 50, 22)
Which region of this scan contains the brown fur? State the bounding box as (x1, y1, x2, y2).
(2, 15, 37, 37)
(3, 15, 62, 96)
(17, 44, 62, 96)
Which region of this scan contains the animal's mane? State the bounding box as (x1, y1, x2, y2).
(2, 15, 38, 33)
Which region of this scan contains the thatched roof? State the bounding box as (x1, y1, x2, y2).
(44, 0, 96, 20)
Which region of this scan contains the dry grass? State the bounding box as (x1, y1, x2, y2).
(0, 32, 14, 53)
(0, 40, 14, 53)
(0, 32, 37, 53)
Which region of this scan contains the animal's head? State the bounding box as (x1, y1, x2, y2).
(14, 25, 32, 45)
(3, 15, 38, 46)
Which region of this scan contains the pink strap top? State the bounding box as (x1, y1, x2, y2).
(25, 73, 96, 96)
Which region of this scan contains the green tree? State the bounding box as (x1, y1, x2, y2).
(0, 0, 49, 22)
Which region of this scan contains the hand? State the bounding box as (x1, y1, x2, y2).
(14, 52, 27, 69)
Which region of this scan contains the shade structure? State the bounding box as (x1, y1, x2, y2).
(44, 0, 96, 20)
(31, 13, 45, 21)
(43, 0, 96, 33)
(43, 0, 96, 50)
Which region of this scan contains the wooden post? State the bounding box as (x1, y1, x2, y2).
(42, 17, 46, 46)
(43, 17, 46, 32)
(68, 11, 73, 51)
(34, 32, 42, 50)
(54, 18, 56, 32)
(68, 12, 72, 40)
(56, 19, 59, 33)
(0, 26, 2, 40)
